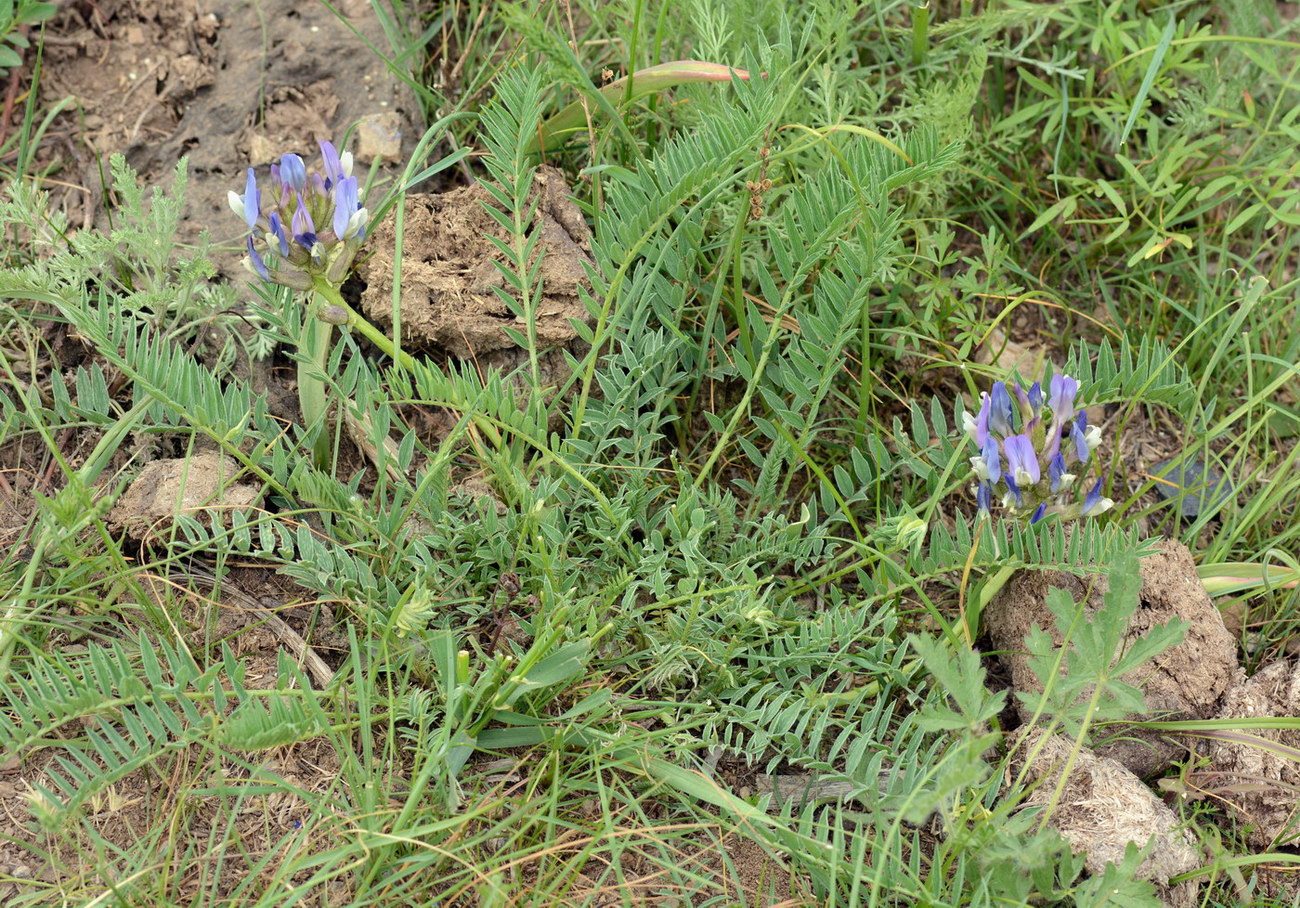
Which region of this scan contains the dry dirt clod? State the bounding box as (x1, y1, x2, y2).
(1201, 658, 1300, 849)
(359, 165, 593, 385)
(107, 453, 260, 542)
(1010, 728, 1201, 908)
(987, 538, 1238, 777)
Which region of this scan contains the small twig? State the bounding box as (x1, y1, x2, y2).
(180, 565, 335, 688)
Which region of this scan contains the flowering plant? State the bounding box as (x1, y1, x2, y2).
(228, 141, 425, 467)
(964, 374, 1113, 523)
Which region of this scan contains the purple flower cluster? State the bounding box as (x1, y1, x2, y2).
(963, 374, 1112, 523)
(228, 140, 369, 290)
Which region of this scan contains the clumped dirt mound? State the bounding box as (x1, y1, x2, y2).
(1010, 728, 1200, 907)
(360, 166, 593, 375)
(987, 538, 1239, 776)
(107, 453, 260, 541)
(1202, 659, 1300, 848)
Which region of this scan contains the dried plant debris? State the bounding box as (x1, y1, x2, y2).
(107, 453, 260, 542)
(1200, 659, 1300, 849)
(360, 166, 593, 375)
(987, 538, 1238, 776)
(1149, 456, 1234, 519)
(1011, 729, 1201, 908)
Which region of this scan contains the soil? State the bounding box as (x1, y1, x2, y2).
(359, 165, 593, 384)
(39, 0, 423, 277)
(987, 537, 1240, 777)
(1199, 658, 1300, 849)
(105, 452, 261, 542)
(1010, 728, 1200, 908)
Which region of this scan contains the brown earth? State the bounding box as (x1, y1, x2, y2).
(38, 0, 423, 276)
(359, 164, 593, 384)
(987, 537, 1240, 777)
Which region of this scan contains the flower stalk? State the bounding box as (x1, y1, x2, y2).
(231, 141, 505, 466)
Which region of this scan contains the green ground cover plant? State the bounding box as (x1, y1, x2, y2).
(0, 0, 1298, 904)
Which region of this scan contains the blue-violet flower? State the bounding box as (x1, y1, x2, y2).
(228, 140, 369, 290)
(964, 373, 1113, 522)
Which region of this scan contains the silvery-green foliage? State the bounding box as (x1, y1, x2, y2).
(1, 635, 327, 828)
(0, 155, 272, 373)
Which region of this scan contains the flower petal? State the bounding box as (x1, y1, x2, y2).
(333, 176, 358, 239)
(1004, 434, 1041, 486)
(246, 234, 270, 280)
(1082, 478, 1113, 517)
(1048, 373, 1078, 422)
(268, 212, 289, 256)
(242, 168, 260, 229)
(319, 140, 343, 187)
(280, 153, 307, 192)
(1071, 411, 1090, 462)
(988, 382, 1015, 436)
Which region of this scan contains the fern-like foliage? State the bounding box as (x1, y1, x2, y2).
(3, 636, 327, 828)
(1066, 335, 1199, 414)
(0, 155, 271, 372)
(705, 595, 911, 776)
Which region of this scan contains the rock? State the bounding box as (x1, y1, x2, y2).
(107, 453, 260, 542)
(987, 538, 1238, 776)
(1149, 456, 1233, 519)
(1201, 659, 1300, 848)
(1010, 728, 1200, 907)
(354, 112, 404, 163)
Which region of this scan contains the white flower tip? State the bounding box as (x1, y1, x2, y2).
(962, 412, 977, 436)
(340, 150, 353, 178)
(1082, 497, 1114, 518)
(227, 190, 245, 218)
(345, 207, 369, 238)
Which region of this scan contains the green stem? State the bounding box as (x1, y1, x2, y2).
(299, 293, 335, 470)
(911, 2, 930, 66)
(308, 280, 504, 451)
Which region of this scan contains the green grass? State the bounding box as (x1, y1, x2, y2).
(1, 0, 1299, 904)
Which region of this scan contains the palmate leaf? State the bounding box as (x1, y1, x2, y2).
(1020, 547, 1186, 740)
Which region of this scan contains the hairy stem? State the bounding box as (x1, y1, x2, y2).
(298, 295, 335, 469)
